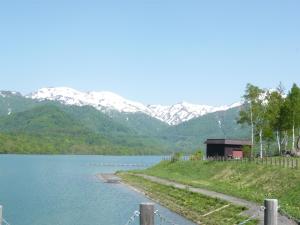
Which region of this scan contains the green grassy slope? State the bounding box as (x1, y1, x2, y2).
(141, 160, 300, 221)
(119, 173, 257, 225)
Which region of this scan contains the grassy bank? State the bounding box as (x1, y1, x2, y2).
(140, 160, 300, 221)
(119, 173, 257, 225)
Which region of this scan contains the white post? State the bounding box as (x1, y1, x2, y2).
(140, 203, 154, 225)
(0, 205, 2, 225)
(264, 199, 278, 225)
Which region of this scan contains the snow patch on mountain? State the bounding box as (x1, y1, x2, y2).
(149, 102, 242, 125)
(27, 87, 242, 125)
(28, 87, 151, 113)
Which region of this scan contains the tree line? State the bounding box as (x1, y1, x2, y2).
(238, 83, 300, 157)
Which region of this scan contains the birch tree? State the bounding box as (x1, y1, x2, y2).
(285, 84, 300, 150)
(238, 83, 265, 157)
(265, 88, 284, 154)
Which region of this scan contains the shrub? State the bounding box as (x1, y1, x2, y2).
(190, 149, 203, 161)
(171, 152, 183, 163)
(243, 145, 252, 158)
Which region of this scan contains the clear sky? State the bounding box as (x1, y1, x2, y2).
(0, 0, 299, 106)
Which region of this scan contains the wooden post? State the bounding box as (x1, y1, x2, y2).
(279, 158, 281, 167)
(0, 205, 2, 225)
(271, 157, 273, 166)
(264, 199, 278, 225)
(140, 203, 154, 225)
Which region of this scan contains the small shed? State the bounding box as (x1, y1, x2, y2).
(205, 139, 252, 159)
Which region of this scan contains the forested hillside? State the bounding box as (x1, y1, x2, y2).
(0, 91, 251, 155)
(160, 107, 250, 151)
(0, 104, 171, 154)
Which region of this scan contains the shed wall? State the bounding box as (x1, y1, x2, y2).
(206, 144, 225, 157)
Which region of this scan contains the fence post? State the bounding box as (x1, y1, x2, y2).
(140, 203, 154, 225)
(271, 157, 273, 166)
(264, 199, 278, 225)
(0, 205, 2, 225)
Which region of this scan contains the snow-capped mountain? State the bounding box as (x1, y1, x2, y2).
(149, 102, 242, 125)
(27, 87, 242, 125)
(28, 87, 151, 114)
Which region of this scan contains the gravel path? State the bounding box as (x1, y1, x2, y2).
(135, 174, 297, 225)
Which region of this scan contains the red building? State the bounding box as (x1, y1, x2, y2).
(205, 139, 252, 159)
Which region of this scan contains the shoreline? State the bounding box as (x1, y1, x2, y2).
(116, 172, 258, 225)
(117, 174, 197, 225)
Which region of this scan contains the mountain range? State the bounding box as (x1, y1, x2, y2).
(0, 87, 249, 155)
(28, 87, 241, 125)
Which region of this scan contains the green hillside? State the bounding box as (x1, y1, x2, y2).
(160, 107, 250, 151)
(0, 92, 251, 155)
(0, 92, 170, 137)
(0, 105, 169, 155)
(0, 104, 88, 134)
(0, 91, 39, 116)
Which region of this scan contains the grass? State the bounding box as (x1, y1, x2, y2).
(119, 172, 258, 225)
(139, 160, 300, 221)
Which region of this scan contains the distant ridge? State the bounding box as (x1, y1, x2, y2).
(0, 89, 249, 154)
(27, 87, 242, 125)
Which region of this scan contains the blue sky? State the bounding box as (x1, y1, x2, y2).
(0, 0, 299, 105)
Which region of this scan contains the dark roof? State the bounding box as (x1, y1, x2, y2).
(204, 139, 252, 146)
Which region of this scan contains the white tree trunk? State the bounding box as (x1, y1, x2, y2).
(284, 131, 288, 152)
(292, 123, 295, 150)
(250, 103, 254, 144)
(250, 102, 254, 157)
(276, 130, 281, 155)
(259, 129, 263, 158)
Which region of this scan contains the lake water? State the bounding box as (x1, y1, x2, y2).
(0, 155, 195, 225)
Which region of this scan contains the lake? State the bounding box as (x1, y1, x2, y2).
(0, 155, 195, 225)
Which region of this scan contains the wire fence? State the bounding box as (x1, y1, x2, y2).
(2, 218, 11, 225)
(237, 214, 257, 225)
(124, 208, 179, 225)
(0, 218, 10, 225)
(124, 207, 262, 225)
(205, 156, 299, 169)
(163, 155, 300, 169)
(124, 210, 140, 225)
(154, 210, 179, 225)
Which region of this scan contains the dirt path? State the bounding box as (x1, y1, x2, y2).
(135, 174, 297, 225)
